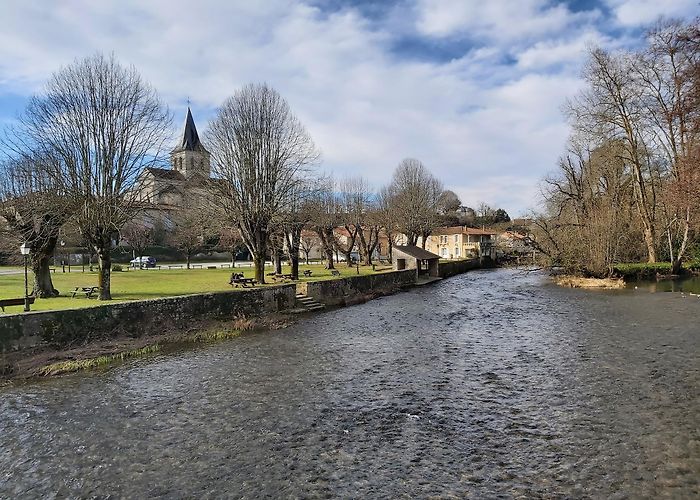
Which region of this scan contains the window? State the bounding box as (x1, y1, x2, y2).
(454, 235, 458, 243)
(441, 247, 447, 256)
(455, 247, 460, 256)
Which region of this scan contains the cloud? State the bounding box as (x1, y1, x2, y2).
(604, 0, 698, 27)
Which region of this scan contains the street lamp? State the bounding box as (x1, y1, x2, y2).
(19, 243, 31, 312)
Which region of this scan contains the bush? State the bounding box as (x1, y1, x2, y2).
(112, 264, 123, 272)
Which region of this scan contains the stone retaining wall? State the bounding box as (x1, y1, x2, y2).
(297, 269, 417, 306)
(0, 285, 296, 352)
(438, 258, 481, 278)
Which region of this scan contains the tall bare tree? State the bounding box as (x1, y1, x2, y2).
(386, 158, 443, 247)
(569, 48, 659, 262)
(7, 53, 172, 299)
(207, 83, 319, 283)
(309, 177, 339, 270)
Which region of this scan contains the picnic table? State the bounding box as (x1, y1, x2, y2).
(330, 269, 341, 276)
(303, 270, 313, 277)
(229, 273, 257, 288)
(71, 286, 100, 298)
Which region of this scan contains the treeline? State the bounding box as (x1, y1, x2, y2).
(535, 19, 700, 277)
(0, 53, 473, 300)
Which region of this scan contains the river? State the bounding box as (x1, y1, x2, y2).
(1, 268, 698, 498)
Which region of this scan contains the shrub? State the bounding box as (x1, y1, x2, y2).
(112, 264, 123, 272)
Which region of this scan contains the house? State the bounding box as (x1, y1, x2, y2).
(393, 245, 440, 277)
(425, 226, 498, 259)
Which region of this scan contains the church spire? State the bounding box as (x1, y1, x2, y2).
(175, 107, 203, 152)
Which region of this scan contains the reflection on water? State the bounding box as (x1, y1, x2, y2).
(1, 269, 698, 498)
(627, 275, 700, 294)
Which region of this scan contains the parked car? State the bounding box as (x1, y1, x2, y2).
(130, 256, 157, 268)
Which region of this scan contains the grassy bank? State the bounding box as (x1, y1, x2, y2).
(0, 263, 381, 314)
(614, 261, 700, 280)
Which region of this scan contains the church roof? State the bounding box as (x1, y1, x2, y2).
(172, 107, 207, 153)
(144, 167, 185, 181)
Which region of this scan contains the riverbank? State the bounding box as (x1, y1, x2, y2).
(0, 261, 481, 380)
(1, 314, 294, 381)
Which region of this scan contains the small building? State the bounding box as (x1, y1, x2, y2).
(393, 245, 440, 277)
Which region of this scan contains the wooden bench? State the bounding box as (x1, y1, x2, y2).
(191, 264, 203, 269)
(330, 269, 341, 276)
(71, 286, 100, 298)
(168, 264, 184, 269)
(0, 297, 35, 312)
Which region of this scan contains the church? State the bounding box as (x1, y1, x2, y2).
(135, 108, 212, 208)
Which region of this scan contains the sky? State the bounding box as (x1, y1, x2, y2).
(0, 0, 697, 216)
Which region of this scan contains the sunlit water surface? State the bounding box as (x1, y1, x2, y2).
(1, 269, 698, 498)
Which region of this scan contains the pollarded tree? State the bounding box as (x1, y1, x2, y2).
(0, 155, 72, 297)
(207, 83, 319, 283)
(8, 53, 172, 299)
(121, 221, 154, 269)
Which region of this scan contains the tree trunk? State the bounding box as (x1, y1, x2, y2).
(304, 250, 310, 265)
(32, 253, 59, 297)
(253, 252, 266, 283)
(97, 248, 112, 300)
(231, 252, 236, 267)
(274, 247, 283, 275)
(186, 254, 191, 269)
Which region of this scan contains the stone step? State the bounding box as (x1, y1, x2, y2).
(294, 293, 325, 312)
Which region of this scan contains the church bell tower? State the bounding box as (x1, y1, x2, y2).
(170, 107, 211, 179)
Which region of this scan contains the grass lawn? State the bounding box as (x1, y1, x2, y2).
(0, 263, 387, 314)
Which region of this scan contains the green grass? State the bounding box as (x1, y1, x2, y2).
(614, 261, 700, 279)
(0, 263, 384, 313)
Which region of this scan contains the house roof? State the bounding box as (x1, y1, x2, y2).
(394, 245, 440, 260)
(432, 226, 498, 236)
(144, 167, 185, 181)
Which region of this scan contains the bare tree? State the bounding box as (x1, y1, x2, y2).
(386, 158, 443, 247)
(336, 177, 372, 266)
(7, 53, 172, 299)
(299, 231, 321, 264)
(217, 225, 245, 267)
(569, 48, 659, 262)
(121, 221, 154, 268)
(309, 178, 339, 270)
(636, 20, 700, 273)
(207, 83, 319, 283)
(438, 189, 461, 214)
(0, 155, 72, 296)
(168, 207, 213, 269)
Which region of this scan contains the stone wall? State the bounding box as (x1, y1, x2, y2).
(297, 269, 416, 306)
(438, 258, 481, 278)
(0, 285, 296, 352)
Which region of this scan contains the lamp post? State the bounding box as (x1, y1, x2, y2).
(60, 240, 66, 273)
(20, 243, 31, 312)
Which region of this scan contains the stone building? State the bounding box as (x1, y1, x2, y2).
(134, 108, 212, 208)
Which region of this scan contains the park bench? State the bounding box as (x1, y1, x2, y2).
(330, 269, 341, 277)
(191, 264, 203, 269)
(0, 297, 35, 312)
(273, 273, 295, 282)
(71, 286, 100, 298)
(168, 264, 184, 269)
(303, 270, 312, 277)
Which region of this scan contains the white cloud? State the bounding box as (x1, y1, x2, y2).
(605, 0, 698, 27)
(414, 0, 599, 42)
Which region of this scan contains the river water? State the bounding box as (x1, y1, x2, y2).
(1, 269, 698, 498)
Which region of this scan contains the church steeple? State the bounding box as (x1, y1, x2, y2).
(175, 107, 204, 152)
(170, 107, 210, 179)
